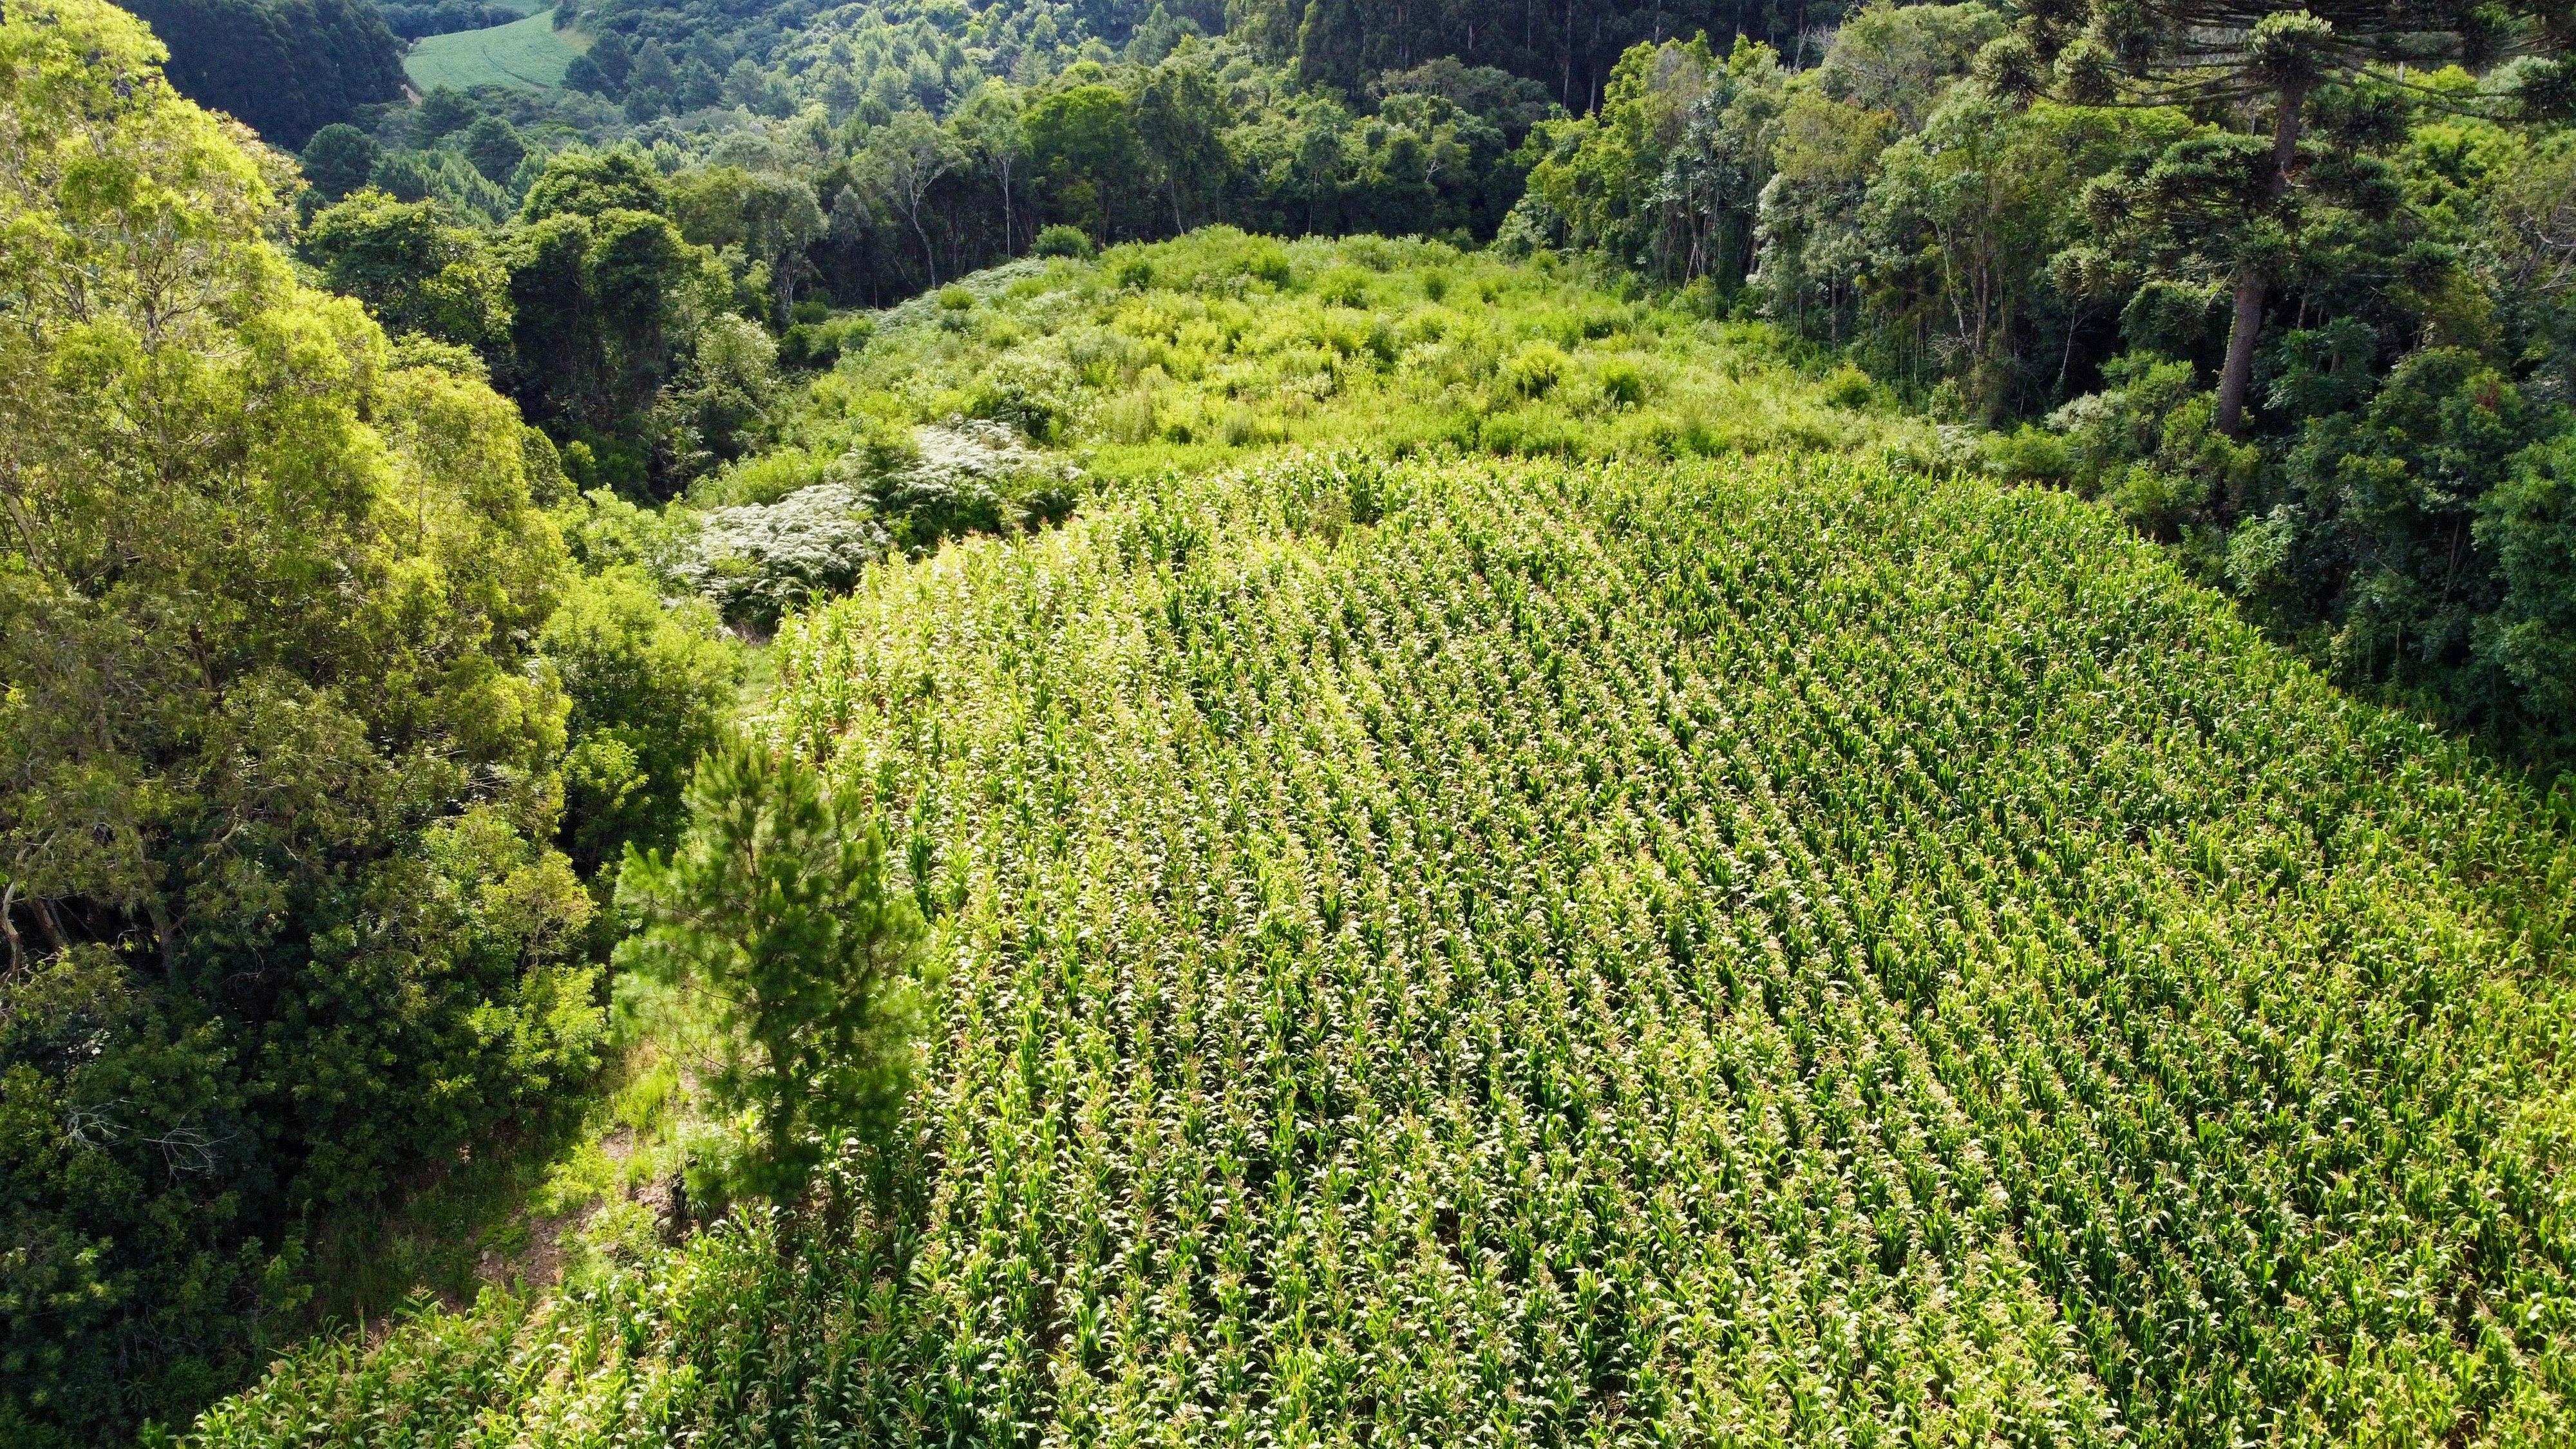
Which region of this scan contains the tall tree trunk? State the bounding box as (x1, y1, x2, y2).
(914, 211, 937, 287)
(2, 883, 23, 973)
(2215, 273, 2266, 435)
(999, 164, 1014, 255)
(2216, 80, 2307, 437)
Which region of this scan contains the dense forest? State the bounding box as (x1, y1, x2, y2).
(5, 0, 2576, 1441)
(124, 0, 408, 144)
(1515, 7, 2576, 753)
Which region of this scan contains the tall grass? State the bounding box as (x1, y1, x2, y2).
(720, 228, 1937, 503)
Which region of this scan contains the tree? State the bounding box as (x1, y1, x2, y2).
(300, 189, 516, 352)
(300, 120, 379, 200)
(461, 113, 527, 183)
(1817, 0, 2003, 131)
(628, 37, 678, 111)
(572, 26, 631, 97)
(1748, 86, 1889, 343)
(1530, 39, 1792, 289)
(862, 109, 963, 283)
(522, 146, 668, 222)
(1024, 81, 1148, 240)
(0, 5, 598, 1439)
(1135, 54, 1235, 234)
(1998, 0, 2566, 435)
(415, 84, 477, 140)
(656, 312, 783, 480)
(1226, 0, 1301, 61)
(1294, 0, 1367, 97)
(1859, 91, 2106, 416)
(1370, 56, 1558, 147)
(504, 204, 714, 480)
(671, 166, 827, 320)
(953, 79, 1030, 254)
(614, 739, 925, 1206)
(502, 147, 726, 484)
(2479, 433, 2576, 737)
(540, 569, 742, 878)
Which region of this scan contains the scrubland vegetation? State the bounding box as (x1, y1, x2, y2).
(759, 228, 1920, 473)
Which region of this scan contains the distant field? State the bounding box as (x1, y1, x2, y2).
(403, 10, 582, 91)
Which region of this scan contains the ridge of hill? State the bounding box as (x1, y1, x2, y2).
(180, 229, 2576, 1446)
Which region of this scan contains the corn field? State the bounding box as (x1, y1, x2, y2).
(195, 455, 2576, 1447)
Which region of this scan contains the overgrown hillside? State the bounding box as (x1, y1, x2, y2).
(198, 452, 2576, 1446)
(636, 227, 1926, 632)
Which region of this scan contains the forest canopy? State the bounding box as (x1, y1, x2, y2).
(1517, 4, 2576, 753)
(1, 3, 733, 1440)
(122, 0, 408, 147)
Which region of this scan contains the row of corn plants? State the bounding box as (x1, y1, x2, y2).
(196, 453, 2576, 1447)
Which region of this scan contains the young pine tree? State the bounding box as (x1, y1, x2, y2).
(614, 738, 927, 1207)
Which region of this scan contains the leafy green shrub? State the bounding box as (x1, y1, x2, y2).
(558, 485, 699, 577)
(1219, 404, 1287, 448)
(780, 315, 870, 370)
(1101, 388, 1159, 444)
(1317, 265, 1372, 308)
(539, 569, 743, 876)
(1244, 242, 1294, 287)
(1596, 359, 1647, 408)
(2045, 354, 2257, 540)
(1978, 424, 2072, 482)
(1033, 223, 1094, 260)
(1500, 341, 1569, 399)
(1477, 404, 1582, 456)
(966, 350, 1080, 440)
(1113, 256, 1156, 290)
(936, 284, 976, 312)
(677, 482, 891, 629)
(675, 422, 1075, 626)
(701, 446, 830, 507)
(1822, 363, 1876, 408)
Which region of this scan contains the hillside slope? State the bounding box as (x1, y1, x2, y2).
(402, 9, 584, 91)
(198, 452, 2576, 1447)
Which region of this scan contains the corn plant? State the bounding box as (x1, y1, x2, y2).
(196, 453, 2576, 1448)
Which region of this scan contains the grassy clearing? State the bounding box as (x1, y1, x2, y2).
(402, 11, 583, 93)
(705, 228, 1934, 509)
(194, 451, 2576, 1447)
